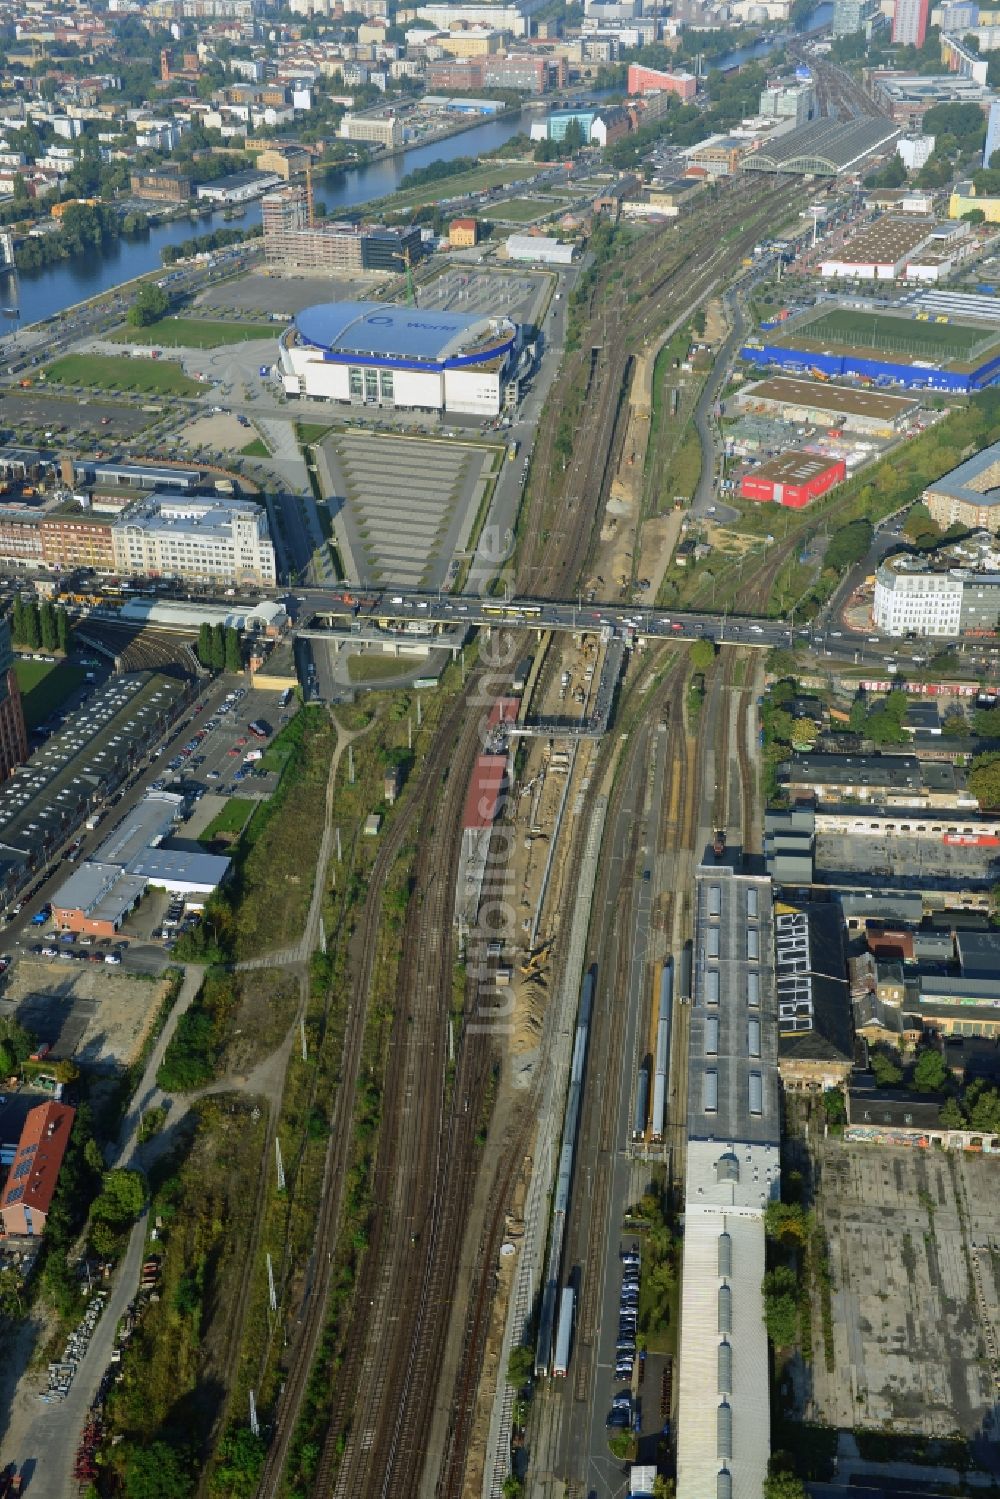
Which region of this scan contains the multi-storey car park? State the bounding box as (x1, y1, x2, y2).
(676, 866, 780, 1499)
(741, 301, 1000, 392)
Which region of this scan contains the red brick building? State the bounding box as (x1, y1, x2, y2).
(0, 1101, 76, 1238)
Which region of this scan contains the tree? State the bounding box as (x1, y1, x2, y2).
(507, 1344, 534, 1386)
(0, 1039, 17, 1078)
(825, 518, 872, 572)
(39, 599, 57, 652)
(690, 637, 716, 672)
(93, 1166, 146, 1225)
(939, 1095, 965, 1129)
(965, 1080, 1000, 1133)
(210, 623, 226, 672)
(969, 751, 1000, 809)
(764, 1465, 807, 1499)
(224, 626, 242, 675)
(118, 1440, 193, 1499)
(197, 622, 212, 669)
(0, 1016, 35, 1064)
(870, 1045, 903, 1088)
(213, 1426, 266, 1498)
(762, 1265, 799, 1347)
(912, 1046, 949, 1094)
(127, 281, 169, 327)
(764, 1201, 809, 1247)
(56, 607, 71, 655)
(822, 1088, 847, 1129)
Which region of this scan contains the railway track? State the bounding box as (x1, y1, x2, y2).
(255, 683, 479, 1499)
(261, 172, 816, 1499)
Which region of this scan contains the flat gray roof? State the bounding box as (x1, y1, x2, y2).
(925, 442, 1000, 510)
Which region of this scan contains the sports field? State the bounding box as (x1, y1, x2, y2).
(44, 353, 206, 397)
(114, 317, 275, 349)
(804, 309, 988, 360)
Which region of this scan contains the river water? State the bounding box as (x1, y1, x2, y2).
(6, 5, 832, 328)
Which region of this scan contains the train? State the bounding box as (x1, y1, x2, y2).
(552, 1286, 575, 1377)
(535, 965, 595, 1378)
(632, 1059, 649, 1141)
(650, 959, 673, 1142)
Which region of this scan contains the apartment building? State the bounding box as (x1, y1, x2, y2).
(129, 163, 193, 203)
(339, 112, 403, 148)
(262, 186, 420, 272)
(0, 615, 27, 783)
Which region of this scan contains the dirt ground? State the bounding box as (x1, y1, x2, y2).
(702, 296, 726, 343)
(176, 411, 252, 454)
(7, 959, 173, 1074)
(226, 969, 299, 1077)
(636, 511, 683, 602)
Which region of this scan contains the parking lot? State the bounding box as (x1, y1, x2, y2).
(152, 682, 288, 801)
(811, 1140, 1000, 1439)
(0, 389, 155, 442)
(419, 265, 550, 328)
(194, 271, 383, 320)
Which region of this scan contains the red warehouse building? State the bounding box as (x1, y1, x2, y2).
(740, 451, 846, 509)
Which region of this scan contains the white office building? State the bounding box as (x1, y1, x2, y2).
(873, 535, 1000, 636)
(112, 496, 277, 586)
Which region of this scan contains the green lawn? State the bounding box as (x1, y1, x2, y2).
(14, 658, 88, 729)
(114, 317, 275, 349)
(346, 653, 411, 683)
(295, 422, 333, 445)
(371, 162, 533, 215)
(43, 353, 207, 398)
(198, 797, 256, 843)
(493, 197, 548, 222)
(240, 437, 270, 458)
(801, 308, 987, 359)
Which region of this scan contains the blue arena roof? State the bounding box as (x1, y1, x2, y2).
(294, 300, 509, 363)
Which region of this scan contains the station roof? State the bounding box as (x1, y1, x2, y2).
(462, 753, 507, 830)
(742, 116, 900, 175)
(295, 300, 512, 363)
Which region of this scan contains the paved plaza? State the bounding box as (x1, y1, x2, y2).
(811, 1141, 1000, 1442)
(320, 430, 497, 588)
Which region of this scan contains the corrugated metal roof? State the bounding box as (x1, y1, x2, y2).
(462, 754, 507, 831)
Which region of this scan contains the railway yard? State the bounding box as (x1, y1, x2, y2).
(7, 41, 1000, 1499)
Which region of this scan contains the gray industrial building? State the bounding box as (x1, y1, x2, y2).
(677, 867, 779, 1499)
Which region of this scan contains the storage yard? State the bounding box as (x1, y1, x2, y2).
(810, 1140, 1000, 1439)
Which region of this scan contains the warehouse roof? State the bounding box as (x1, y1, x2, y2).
(294, 300, 514, 363)
(957, 929, 1000, 977)
(822, 216, 935, 267)
(740, 375, 920, 422)
(742, 116, 900, 175)
(752, 450, 843, 486)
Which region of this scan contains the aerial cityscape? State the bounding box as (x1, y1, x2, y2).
(5, 0, 1000, 1496)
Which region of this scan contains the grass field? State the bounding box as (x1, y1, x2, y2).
(802, 309, 988, 360)
(372, 162, 533, 215)
(44, 353, 206, 397)
(114, 317, 275, 349)
(295, 422, 333, 445)
(240, 437, 270, 458)
(347, 653, 412, 683)
(198, 797, 256, 843)
(494, 197, 548, 222)
(14, 658, 87, 729)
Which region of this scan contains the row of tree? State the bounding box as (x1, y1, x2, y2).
(11, 596, 72, 654)
(196, 622, 242, 674)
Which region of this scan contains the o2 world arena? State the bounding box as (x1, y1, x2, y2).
(279, 300, 520, 416)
